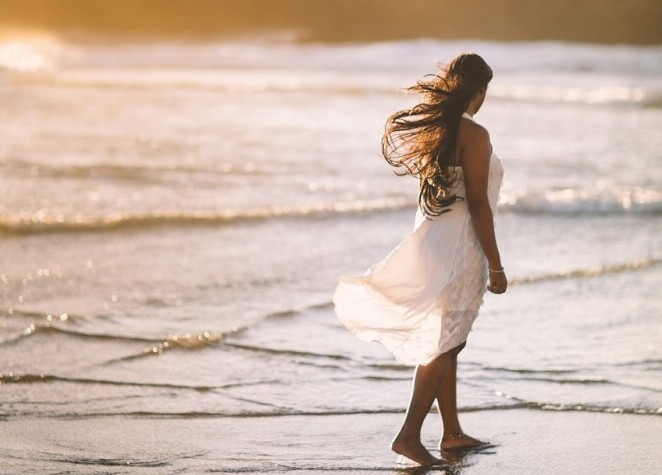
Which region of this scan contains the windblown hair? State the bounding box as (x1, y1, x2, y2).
(382, 53, 493, 217)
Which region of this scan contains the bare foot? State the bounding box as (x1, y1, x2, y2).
(392, 435, 441, 466)
(439, 432, 485, 451)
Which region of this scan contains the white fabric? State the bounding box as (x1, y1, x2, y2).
(333, 113, 504, 366)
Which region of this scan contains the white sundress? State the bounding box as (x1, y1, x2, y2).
(333, 112, 504, 366)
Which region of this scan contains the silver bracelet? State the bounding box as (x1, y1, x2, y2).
(489, 267, 505, 273)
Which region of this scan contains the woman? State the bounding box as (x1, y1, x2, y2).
(333, 53, 507, 467)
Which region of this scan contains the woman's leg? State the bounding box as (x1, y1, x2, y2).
(435, 341, 483, 450)
(391, 350, 452, 465)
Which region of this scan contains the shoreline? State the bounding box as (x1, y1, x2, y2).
(2, 408, 659, 473)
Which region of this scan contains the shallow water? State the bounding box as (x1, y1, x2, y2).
(0, 37, 661, 472)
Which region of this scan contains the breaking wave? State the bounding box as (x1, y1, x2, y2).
(501, 186, 662, 215)
(9, 68, 662, 108)
(0, 198, 413, 234)
(2, 184, 660, 235)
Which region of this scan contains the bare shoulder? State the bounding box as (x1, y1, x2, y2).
(458, 118, 491, 168)
(458, 118, 490, 145)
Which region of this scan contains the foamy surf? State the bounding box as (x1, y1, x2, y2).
(2, 36, 661, 73)
(8, 67, 662, 109)
(501, 186, 662, 215)
(508, 258, 659, 285)
(1, 187, 659, 235)
(0, 198, 413, 234)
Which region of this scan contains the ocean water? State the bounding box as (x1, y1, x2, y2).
(0, 36, 661, 472)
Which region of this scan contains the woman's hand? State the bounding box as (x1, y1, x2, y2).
(488, 269, 507, 294)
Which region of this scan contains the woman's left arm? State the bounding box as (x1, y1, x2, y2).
(461, 124, 507, 294)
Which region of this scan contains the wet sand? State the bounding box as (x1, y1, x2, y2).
(2, 409, 659, 473)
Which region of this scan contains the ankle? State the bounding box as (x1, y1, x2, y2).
(442, 427, 463, 439)
(395, 428, 421, 441)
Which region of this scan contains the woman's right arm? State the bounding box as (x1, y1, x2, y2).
(460, 124, 507, 294)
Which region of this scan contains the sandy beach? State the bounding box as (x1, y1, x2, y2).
(2, 409, 659, 473)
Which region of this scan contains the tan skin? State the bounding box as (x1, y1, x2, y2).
(390, 88, 507, 466)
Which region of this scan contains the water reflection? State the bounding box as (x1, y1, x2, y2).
(394, 443, 498, 474)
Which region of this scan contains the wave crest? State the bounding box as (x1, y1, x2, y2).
(0, 198, 413, 235)
(10, 68, 662, 108)
(0, 35, 65, 72)
(501, 186, 662, 215)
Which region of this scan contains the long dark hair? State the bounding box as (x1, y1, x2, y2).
(382, 53, 493, 217)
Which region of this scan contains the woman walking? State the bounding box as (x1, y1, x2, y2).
(333, 53, 507, 467)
